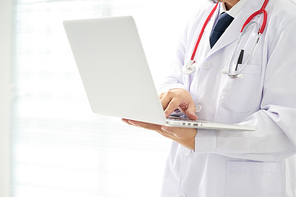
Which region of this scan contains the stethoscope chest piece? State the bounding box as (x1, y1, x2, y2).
(183, 60, 198, 75)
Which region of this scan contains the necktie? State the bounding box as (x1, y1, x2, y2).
(209, 12, 234, 48)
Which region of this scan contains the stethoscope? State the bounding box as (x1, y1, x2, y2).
(183, 0, 269, 79)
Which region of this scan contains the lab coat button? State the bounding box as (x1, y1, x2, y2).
(184, 148, 191, 155)
(196, 105, 202, 113)
(203, 61, 211, 69)
(178, 192, 185, 197)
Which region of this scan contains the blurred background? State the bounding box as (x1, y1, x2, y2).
(0, 0, 207, 196)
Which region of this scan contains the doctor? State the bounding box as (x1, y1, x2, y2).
(122, 0, 296, 196)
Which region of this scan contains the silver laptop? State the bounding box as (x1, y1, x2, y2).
(63, 16, 255, 131)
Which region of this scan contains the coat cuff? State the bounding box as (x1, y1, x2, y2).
(194, 129, 216, 153)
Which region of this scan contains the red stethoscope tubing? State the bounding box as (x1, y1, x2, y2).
(190, 3, 219, 61)
(190, 0, 268, 62)
(241, 0, 268, 33)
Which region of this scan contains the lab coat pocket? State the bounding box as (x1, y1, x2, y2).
(225, 161, 282, 197)
(220, 64, 262, 113)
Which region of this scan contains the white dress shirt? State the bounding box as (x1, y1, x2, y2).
(221, 0, 249, 17)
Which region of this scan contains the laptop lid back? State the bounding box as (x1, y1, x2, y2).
(63, 16, 167, 125)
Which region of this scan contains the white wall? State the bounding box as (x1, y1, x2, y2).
(0, 0, 12, 196)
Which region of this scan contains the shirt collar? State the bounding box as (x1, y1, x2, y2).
(220, 0, 249, 18)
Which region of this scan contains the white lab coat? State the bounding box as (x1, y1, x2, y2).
(157, 0, 296, 196)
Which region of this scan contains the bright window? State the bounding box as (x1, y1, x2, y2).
(11, 0, 206, 196)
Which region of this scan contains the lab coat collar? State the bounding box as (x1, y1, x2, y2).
(206, 0, 263, 58)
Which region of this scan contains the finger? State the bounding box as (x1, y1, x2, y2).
(121, 118, 133, 126)
(162, 126, 197, 139)
(163, 97, 182, 117)
(185, 104, 198, 120)
(175, 100, 197, 120)
(160, 90, 183, 111)
(128, 120, 162, 131)
(129, 120, 176, 139)
(162, 125, 182, 136)
(161, 126, 173, 134)
(159, 92, 165, 100)
(160, 93, 173, 111)
(161, 126, 182, 139)
(158, 125, 175, 138)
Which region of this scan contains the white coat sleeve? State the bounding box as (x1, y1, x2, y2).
(156, 4, 210, 94)
(156, 29, 188, 94)
(156, 3, 213, 94)
(195, 14, 296, 162)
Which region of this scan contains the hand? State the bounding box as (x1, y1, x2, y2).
(122, 119, 197, 150)
(159, 89, 197, 120)
(121, 89, 198, 150)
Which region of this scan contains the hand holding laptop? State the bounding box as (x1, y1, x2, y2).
(122, 88, 198, 150)
(122, 118, 197, 150)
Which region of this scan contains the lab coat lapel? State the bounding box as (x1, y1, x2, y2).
(206, 0, 262, 58)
